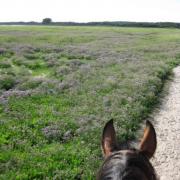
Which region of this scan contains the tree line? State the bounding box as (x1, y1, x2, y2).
(1, 19, 180, 28)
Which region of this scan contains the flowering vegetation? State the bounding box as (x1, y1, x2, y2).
(0, 26, 180, 179)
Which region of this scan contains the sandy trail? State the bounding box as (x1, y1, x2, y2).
(151, 66, 180, 180)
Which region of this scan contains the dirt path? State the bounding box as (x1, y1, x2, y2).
(151, 66, 180, 180)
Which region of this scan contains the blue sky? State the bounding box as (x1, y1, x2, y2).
(1, 0, 180, 22)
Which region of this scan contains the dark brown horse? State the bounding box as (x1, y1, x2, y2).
(97, 120, 158, 180)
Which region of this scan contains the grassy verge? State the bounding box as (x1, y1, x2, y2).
(0, 26, 180, 179)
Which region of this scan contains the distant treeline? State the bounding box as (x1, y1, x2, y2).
(1, 21, 180, 28)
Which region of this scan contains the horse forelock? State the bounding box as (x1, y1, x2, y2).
(97, 149, 157, 180)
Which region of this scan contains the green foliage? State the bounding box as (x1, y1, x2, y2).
(0, 60, 11, 68)
(18, 78, 43, 90)
(0, 75, 16, 90)
(42, 18, 52, 24)
(0, 26, 180, 179)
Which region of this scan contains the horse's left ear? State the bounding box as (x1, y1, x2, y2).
(102, 119, 117, 158)
(139, 120, 157, 159)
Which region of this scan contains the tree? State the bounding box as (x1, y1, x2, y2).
(42, 18, 52, 24)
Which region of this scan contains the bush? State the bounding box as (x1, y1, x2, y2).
(42, 121, 74, 143)
(13, 57, 42, 69)
(16, 67, 31, 76)
(46, 59, 60, 67)
(24, 53, 37, 60)
(67, 60, 83, 69)
(0, 60, 11, 68)
(18, 78, 43, 90)
(0, 48, 7, 55)
(0, 75, 16, 90)
(54, 66, 72, 77)
(13, 57, 27, 66)
(0, 68, 16, 76)
(25, 61, 41, 69)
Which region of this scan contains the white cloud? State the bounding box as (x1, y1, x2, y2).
(0, 0, 180, 22)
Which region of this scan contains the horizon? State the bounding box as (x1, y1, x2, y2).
(1, 0, 180, 23)
(0, 20, 180, 24)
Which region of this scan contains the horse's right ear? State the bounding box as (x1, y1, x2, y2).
(139, 120, 157, 159)
(102, 119, 117, 158)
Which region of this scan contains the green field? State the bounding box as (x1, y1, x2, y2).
(0, 26, 180, 179)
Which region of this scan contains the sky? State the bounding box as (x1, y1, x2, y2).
(1, 0, 180, 22)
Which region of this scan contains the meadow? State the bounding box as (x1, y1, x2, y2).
(0, 26, 180, 179)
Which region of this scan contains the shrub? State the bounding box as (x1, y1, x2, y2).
(46, 59, 60, 67)
(18, 78, 44, 90)
(0, 68, 16, 76)
(43, 53, 59, 61)
(12, 57, 26, 66)
(67, 60, 83, 69)
(0, 48, 13, 57)
(13, 57, 42, 70)
(24, 61, 41, 69)
(0, 48, 7, 55)
(0, 60, 11, 68)
(54, 66, 72, 77)
(17, 67, 31, 76)
(24, 53, 37, 60)
(0, 75, 16, 90)
(42, 122, 74, 143)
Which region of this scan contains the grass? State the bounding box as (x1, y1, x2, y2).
(0, 26, 180, 179)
